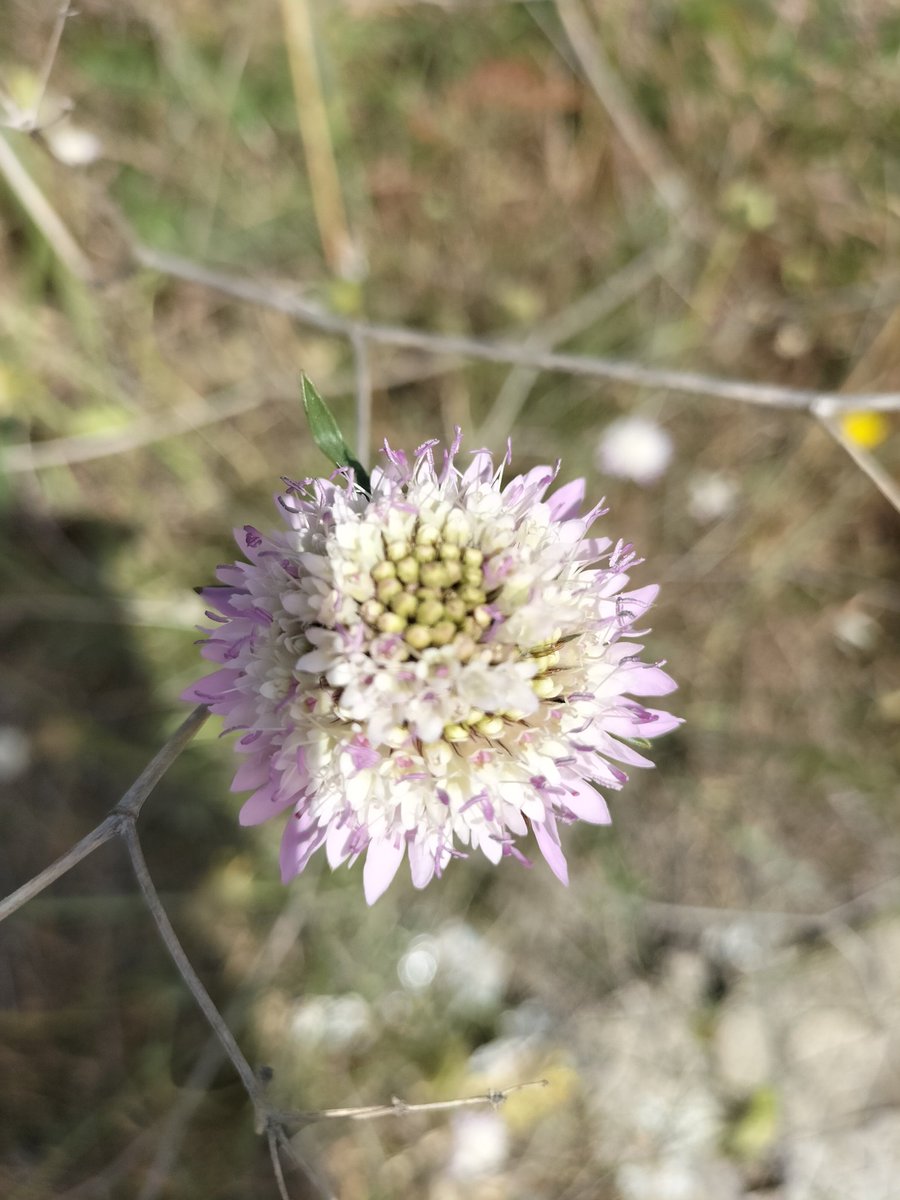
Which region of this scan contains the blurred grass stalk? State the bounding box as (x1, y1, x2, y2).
(278, 0, 360, 279)
(0, 131, 91, 279)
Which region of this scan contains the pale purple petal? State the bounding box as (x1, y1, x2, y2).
(408, 839, 437, 889)
(239, 783, 297, 826)
(560, 776, 611, 824)
(604, 706, 683, 739)
(280, 812, 327, 882)
(532, 819, 569, 885)
(547, 477, 585, 521)
(326, 820, 351, 868)
(614, 664, 678, 697)
(363, 836, 406, 904)
(231, 758, 270, 793)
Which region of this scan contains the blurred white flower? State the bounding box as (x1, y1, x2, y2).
(595, 415, 673, 485)
(448, 1110, 509, 1180)
(467, 1035, 532, 1080)
(397, 922, 507, 1013)
(435, 921, 507, 1013)
(686, 471, 738, 524)
(833, 605, 879, 652)
(398, 937, 439, 991)
(0, 726, 30, 783)
(289, 993, 373, 1051)
(44, 123, 103, 166)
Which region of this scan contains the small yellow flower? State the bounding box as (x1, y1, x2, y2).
(840, 411, 889, 450)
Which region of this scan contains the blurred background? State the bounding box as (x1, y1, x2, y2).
(1, 1, 899, 1197)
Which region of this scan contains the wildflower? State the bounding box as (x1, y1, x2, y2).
(840, 411, 889, 451)
(595, 414, 673, 486)
(185, 433, 679, 903)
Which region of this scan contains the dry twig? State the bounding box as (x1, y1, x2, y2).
(131, 243, 900, 417)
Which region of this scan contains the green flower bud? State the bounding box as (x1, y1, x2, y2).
(390, 592, 419, 620)
(475, 715, 505, 739)
(377, 577, 403, 603)
(396, 556, 420, 584)
(430, 621, 456, 646)
(405, 624, 432, 651)
(371, 560, 397, 582)
(417, 598, 445, 626)
(377, 611, 407, 635)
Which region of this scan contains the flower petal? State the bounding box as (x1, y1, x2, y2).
(363, 836, 406, 904)
(239, 783, 297, 826)
(532, 818, 569, 885)
(408, 839, 437, 889)
(279, 811, 327, 882)
(561, 776, 611, 824)
(547, 477, 585, 521)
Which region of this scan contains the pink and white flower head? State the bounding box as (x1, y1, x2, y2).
(185, 433, 679, 903)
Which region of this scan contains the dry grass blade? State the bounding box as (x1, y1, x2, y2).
(556, 0, 703, 236)
(0, 132, 92, 278)
(279, 0, 359, 277)
(2, 392, 269, 474)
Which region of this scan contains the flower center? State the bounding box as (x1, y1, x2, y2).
(295, 511, 573, 750)
(357, 520, 491, 655)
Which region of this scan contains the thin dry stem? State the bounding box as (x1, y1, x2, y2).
(556, 0, 703, 237)
(0, 2, 74, 133)
(351, 329, 373, 469)
(267, 1126, 293, 1200)
(0, 133, 92, 278)
(131, 243, 900, 415)
(116, 705, 210, 817)
(30, 2, 76, 129)
(274, 1079, 549, 1125)
(0, 705, 208, 924)
(138, 889, 312, 1200)
(476, 243, 683, 446)
(120, 819, 267, 1128)
(0, 814, 119, 924)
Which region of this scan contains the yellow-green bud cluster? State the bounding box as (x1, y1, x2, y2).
(358, 522, 491, 656)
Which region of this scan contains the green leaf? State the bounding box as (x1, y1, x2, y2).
(300, 374, 371, 495)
